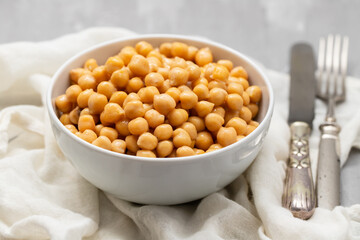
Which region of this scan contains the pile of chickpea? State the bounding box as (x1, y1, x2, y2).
(55, 41, 262, 158)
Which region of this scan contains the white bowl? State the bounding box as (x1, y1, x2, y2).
(47, 34, 274, 205)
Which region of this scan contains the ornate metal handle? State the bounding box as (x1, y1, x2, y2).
(282, 122, 316, 220)
(316, 122, 341, 209)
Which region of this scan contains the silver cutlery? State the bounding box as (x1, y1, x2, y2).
(316, 35, 349, 209)
(283, 43, 317, 220)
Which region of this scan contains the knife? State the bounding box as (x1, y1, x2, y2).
(282, 43, 317, 220)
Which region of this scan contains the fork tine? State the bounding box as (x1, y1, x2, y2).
(332, 35, 341, 96)
(340, 36, 349, 98)
(317, 38, 326, 95)
(325, 35, 334, 97)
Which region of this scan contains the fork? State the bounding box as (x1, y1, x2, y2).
(316, 35, 349, 209)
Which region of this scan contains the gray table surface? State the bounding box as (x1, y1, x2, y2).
(0, 0, 359, 206)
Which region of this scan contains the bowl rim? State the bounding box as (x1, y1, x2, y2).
(47, 34, 274, 164)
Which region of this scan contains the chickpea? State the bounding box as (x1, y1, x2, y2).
(173, 130, 192, 148)
(193, 83, 209, 101)
(247, 103, 259, 118)
(237, 135, 245, 141)
(187, 46, 198, 61)
(171, 42, 188, 59)
(109, 91, 127, 107)
(208, 80, 226, 90)
(194, 101, 214, 117)
(192, 77, 208, 88)
(169, 67, 189, 86)
(157, 67, 170, 80)
(195, 131, 214, 150)
(125, 135, 139, 153)
(208, 88, 228, 106)
(224, 109, 240, 124)
(226, 93, 243, 111)
(143, 103, 153, 112)
(144, 72, 164, 88)
(138, 86, 160, 103)
(60, 114, 71, 125)
(249, 120, 259, 127)
(245, 125, 257, 136)
(92, 136, 112, 150)
(75, 89, 91, 108)
(111, 139, 126, 154)
(94, 124, 104, 136)
(123, 92, 141, 106)
(80, 108, 99, 123)
(136, 150, 156, 158)
(180, 122, 197, 140)
(230, 66, 248, 79)
(178, 85, 192, 93)
(147, 56, 162, 72)
(118, 46, 137, 65)
(246, 86, 262, 103)
(186, 64, 201, 81)
(69, 106, 80, 124)
(242, 91, 250, 106)
(92, 66, 108, 83)
(207, 143, 222, 152)
(171, 56, 187, 69)
(194, 148, 205, 155)
(80, 129, 98, 143)
(153, 93, 176, 115)
(110, 68, 129, 89)
(205, 113, 224, 132)
(97, 81, 117, 99)
(144, 109, 165, 128)
(126, 77, 144, 93)
(88, 93, 108, 114)
(204, 63, 216, 81)
(156, 140, 174, 157)
(65, 124, 78, 134)
(165, 87, 181, 103)
(154, 124, 173, 140)
(226, 117, 247, 135)
(56, 94, 73, 113)
(212, 64, 229, 82)
(124, 100, 145, 119)
(65, 85, 82, 102)
(158, 79, 171, 93)
(84, 58, 98, 71)
(227, 82, 244, 95)
(78, 74, 96, 90)
(70, 68, 87, 83)
(78, 115, 95, 132)
(188, 116, 205, 132)
(105, 56, 124, 75)
(212, 106, 225, 118)
(128, 117, 149, 135)
(128, 54, 150, 77)
(217, 59, 233, 71)
(180, 91, 198, 110)
(159, 42, 172, 57)
(101, 103, 125, 123)
(115, 119, 130, 137)
(137, 132, 158, 150)
(239, 78, 250, 90)
(147, 49, 162, 60)
(176, 146, 195, 157)
(167, 109, 188, 127)
(239, 107, 252, 123)
(135, 41, 153, 56)
(217, 127, 237, 147)
(195, 47, 213, 67)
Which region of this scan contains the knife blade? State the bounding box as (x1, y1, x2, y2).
(282, 43, 317, 220)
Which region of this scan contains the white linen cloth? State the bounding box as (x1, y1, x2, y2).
(0, 27, 359, 240)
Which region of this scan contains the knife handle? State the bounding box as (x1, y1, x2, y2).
(316, 122, 341, 209)
(282, 122, 316, 220)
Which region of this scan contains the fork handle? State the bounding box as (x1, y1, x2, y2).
(282, 122, 316, 220)
(316, 122, 341, 209)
